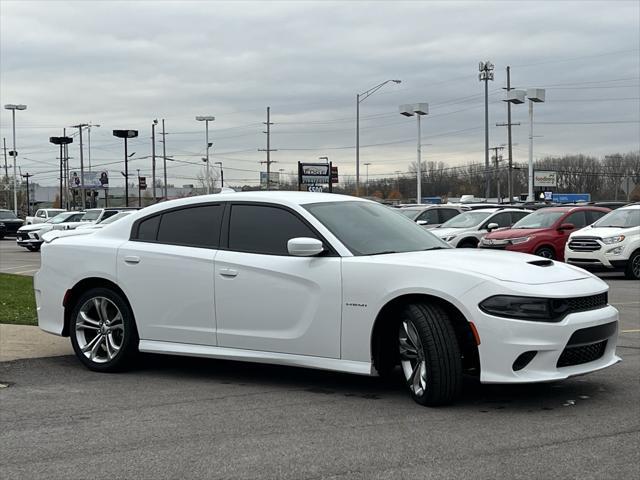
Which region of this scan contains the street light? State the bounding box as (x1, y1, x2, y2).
(364, 162, 371, 196)
(112, 129, 139, 207)
(152, 119, 158, 201)
(399, 103, 429, 204)
(4, 103, 27, 214)
(49, 136, 73, 209)
(356, 79, 401, 196)
(196, 116, 215, 194)
(85, 122, 100, 171)
(479, 61, 495, 199)
(507, 88, 545, 200)
(214, 161, 223, 188)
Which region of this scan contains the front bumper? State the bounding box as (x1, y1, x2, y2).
(16, 232, 44, 247)
(475, 304, 620, 383)
(565, 247, 629, 271)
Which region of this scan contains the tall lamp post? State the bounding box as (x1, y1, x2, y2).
(400, 103, 429, 204)
(479, 61, 494, 199)
(356, 79, 401, 196)
(112, 130, 139, 207)
(151, 119, 158, 201)
(364, 162, 371, 196)
(49, 136, 73, 209)
(214, 161, 223, 188)
(4, 104, 27, 214)
(506, 88, 545, 200)
(196, 116, 215, 194)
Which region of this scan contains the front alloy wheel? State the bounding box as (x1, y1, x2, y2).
(399, 320, 428, 398)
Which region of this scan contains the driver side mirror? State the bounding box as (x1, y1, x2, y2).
(416, 220, 428, 226)
(486, 222, 499, 232)
(559, 223, 575, 231)
(287, 237, 325, 257)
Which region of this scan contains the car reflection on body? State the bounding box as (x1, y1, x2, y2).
(35, 192, 619, 406)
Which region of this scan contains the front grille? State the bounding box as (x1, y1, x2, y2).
(557, 340, 607, 367)
(566, 292, 608, 313)
(568, 237, 601, 252)
(17, 232, 30, 240)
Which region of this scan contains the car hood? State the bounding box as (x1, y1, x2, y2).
(433, 227, 470, 237)
(0, 218, 24, 224)
(485, 227, 548, 239)
(18, 223, 47, 232)
(367, 249, 590, 285)
(570, 225, 638, 238)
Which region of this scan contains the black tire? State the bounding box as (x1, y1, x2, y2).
(535, 246, 556, 259)
(26, 245, 40, 252)
(398, 303, 462, 406)
(69, 287, 139, 372)
(625, 250, 640, 280)
(457, 238, 478, 248)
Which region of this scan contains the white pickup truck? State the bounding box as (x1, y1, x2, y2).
(26, 208, 66, 225)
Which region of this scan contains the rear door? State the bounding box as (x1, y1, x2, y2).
(117, 203, 224, 345)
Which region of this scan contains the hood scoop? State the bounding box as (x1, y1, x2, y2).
(527, 259, 554, 267)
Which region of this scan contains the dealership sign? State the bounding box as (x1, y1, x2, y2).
(70, 171, 109, 188)
(299, 163, 330, 185)
(534, 170, 557, 187)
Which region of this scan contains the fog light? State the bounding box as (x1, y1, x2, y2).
(606, 246, 623, 255)
(513, 351, 537, 371)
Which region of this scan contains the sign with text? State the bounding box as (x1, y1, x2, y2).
(299, 163, 330, 185)
(70, 171, 109, 188)
(139, 177, 147, 190)
(534, 170, 557, 187)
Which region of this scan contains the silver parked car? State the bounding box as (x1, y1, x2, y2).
(398, 204, 469, 229)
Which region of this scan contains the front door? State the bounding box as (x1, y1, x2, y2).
(215, 203, 342, 358)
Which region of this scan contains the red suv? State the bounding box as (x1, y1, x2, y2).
(479, 206, 610, 261)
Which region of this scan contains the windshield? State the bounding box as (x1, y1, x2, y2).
(439, 210, 492, 229)
(49, 213, 74, 224)
(100, 211, 132, 225)
(0, 211, 18, 219)
(593, 208, 640, 228)
(304, 201, 450, 256)
(512, 210, 565, 229)
(81, 210, 101, 221)
(398, 209, 422, 218)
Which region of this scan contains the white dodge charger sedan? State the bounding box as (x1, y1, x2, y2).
(35, 192, 620, 406)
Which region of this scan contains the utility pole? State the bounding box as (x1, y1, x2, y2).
(2, 138, 7, 179)
(137, 168, 141, 207)
(162, 119, 167, 199)
(258, 107, 277, 190)
(490, 146, 504, 202)
(21, 172, 33, 216)
(151, 119, 158, 201)
(479, 62, 494, 200)
(73, 124, 88, 194)
(496, 66, 520, 203)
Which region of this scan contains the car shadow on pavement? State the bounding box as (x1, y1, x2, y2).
(131, 352, 616, 411)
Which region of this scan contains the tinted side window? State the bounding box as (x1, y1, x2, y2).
(587, 210, 607, 224)
(101, 210, 119, 221)
(136, 215, 160, 242)
(439, 209, 460, 223)
(564, 211, 587, 228)
(511, 211, 530, 223)
(417, 209, 439, 224)
(229, 204, 318, 255)
(156, 205, 224, 248)
(484, 212, 511, 229)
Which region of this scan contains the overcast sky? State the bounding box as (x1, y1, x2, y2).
(1, 0, 639, 188)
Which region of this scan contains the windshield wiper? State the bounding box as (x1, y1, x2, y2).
(368, 250, 398, 255)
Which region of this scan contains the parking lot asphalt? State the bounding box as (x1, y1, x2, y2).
(1, 276, 639, 479)
(0, 238, 41, 276)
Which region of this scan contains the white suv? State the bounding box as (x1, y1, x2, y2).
(434, 208, 531, 247)
(565, 204, 640, 279)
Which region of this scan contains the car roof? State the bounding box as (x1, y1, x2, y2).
(534, 206, 610, 212)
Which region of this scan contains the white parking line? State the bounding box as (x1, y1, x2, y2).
(611, 302, 640, 306)
(13, 269, 38, 275)
(1, 265, 36, 271)
(621, 329, 640, 333)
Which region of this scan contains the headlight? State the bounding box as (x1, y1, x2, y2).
(601, 235, 625, 245)
(509, 237, 530, 245)
(479, 295, 570, 322)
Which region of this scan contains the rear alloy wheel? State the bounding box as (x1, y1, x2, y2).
(70, 287, 138, 372)
(398, 303, 462, 406)
(535, 246, 556, 259)
(625, 251, 640, 280)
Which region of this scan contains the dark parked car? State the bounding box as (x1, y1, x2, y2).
(0, 209, 25, 238)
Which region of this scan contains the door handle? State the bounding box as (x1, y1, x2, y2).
(219, 268, 238, 278)
(124, 256, 140, 264)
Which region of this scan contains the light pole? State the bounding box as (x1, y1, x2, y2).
(479, 61, 494, 199)
(214, 161, 223, 188)
(507, 88, 545, 200)
(112, 130, 139, 207)
(151, 119, 158, 201)
(49, 136, 73, 209)
(4, 104, 26, 214)
(400, 103, 429, 204)
(364, 162, 371, 196)
(356, 79, 401, 196)
(196, 116, 215, 194)
(85, 123, 100, 172)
